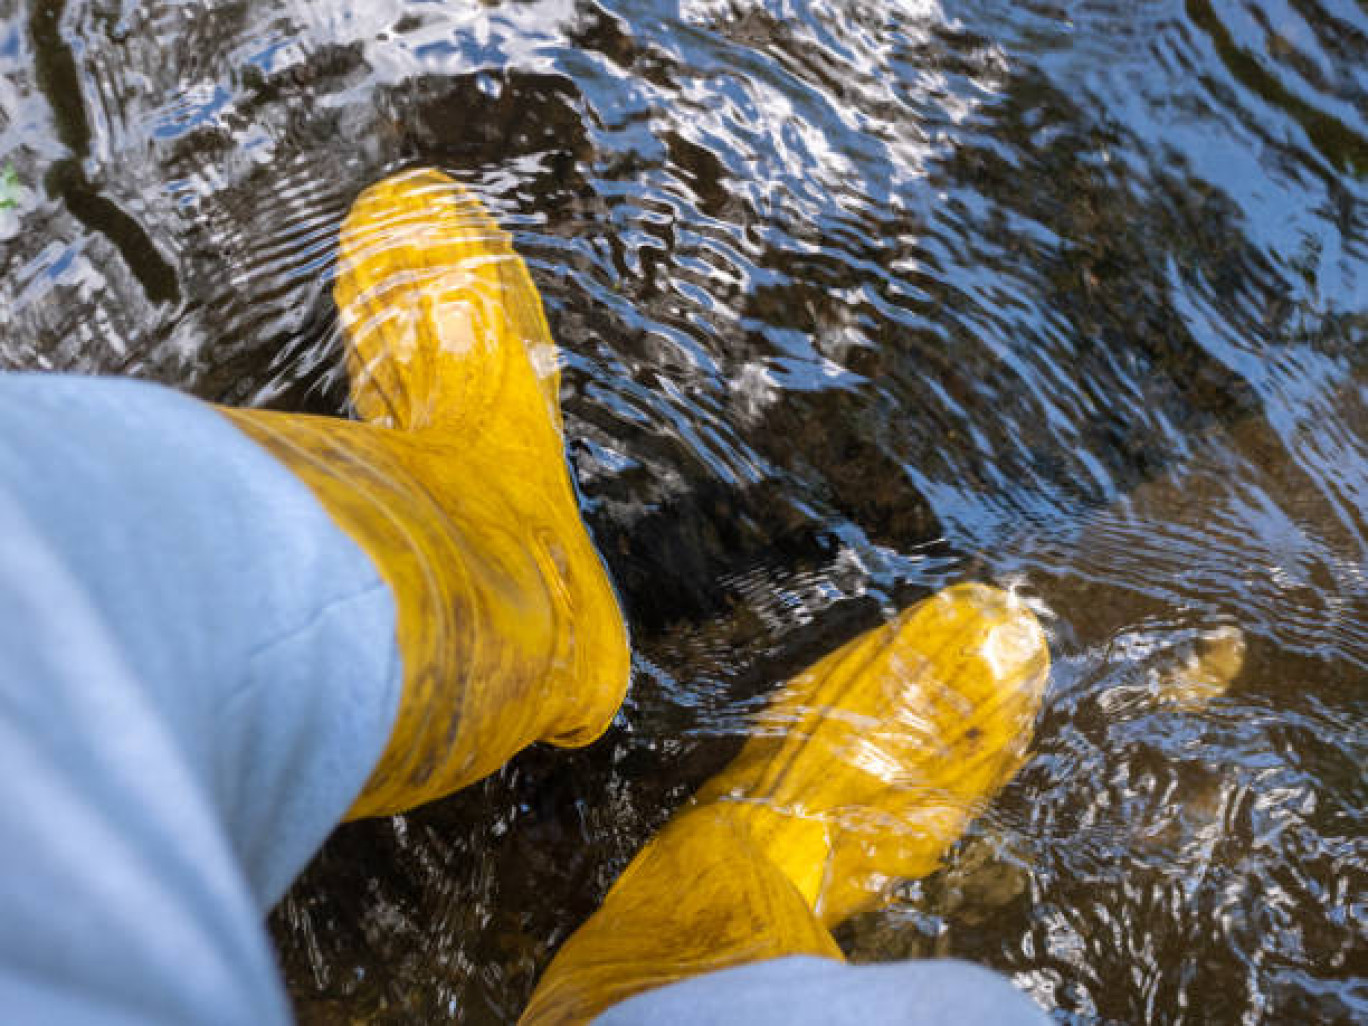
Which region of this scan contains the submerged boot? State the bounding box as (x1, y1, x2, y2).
(520, 583, 1048, 1026)
(219, 169, 629, 818)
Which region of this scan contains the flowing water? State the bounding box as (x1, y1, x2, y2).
(1, 0, 1365, 1022)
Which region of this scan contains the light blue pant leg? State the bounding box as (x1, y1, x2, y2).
(594, 956, 1051, 1026)
(0, 374, 401, 1025)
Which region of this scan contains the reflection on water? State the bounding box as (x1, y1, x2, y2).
(1, 0, 1364, 1021)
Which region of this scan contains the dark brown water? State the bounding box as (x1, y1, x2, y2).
(1, 0, 1364, 1022)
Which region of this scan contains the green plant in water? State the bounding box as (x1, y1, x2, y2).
(0, 163, 21, 210)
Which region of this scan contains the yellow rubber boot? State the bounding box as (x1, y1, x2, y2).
(218, 170, 630, 818)
(519, 583, 1048, 1026)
